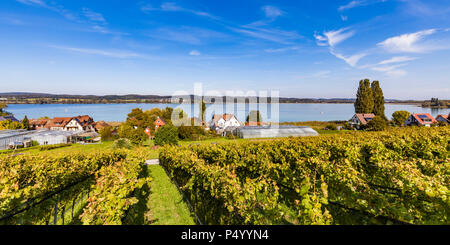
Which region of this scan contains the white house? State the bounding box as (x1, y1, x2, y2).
(404, 113, 436, 127)
(210, 114, 241, 134)
(436, 114, 449, 124)
(349, 113, 376, 129)
(64, 115, 96, 132)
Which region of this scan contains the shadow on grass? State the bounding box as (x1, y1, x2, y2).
(123, 166, 154, 225)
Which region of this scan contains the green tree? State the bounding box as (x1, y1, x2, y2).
(178, 125, 205, 140)
(118, 124, 147, 145)
(161, 107, 174, 124)
(354, 79, 374, 114)
(99, 125, 115, 141)
(365, 116, 387, 131)
(0, 103, 8, 116)
(22, 116, 30, 130)
(371, 81, 385, 118)
(392, 111, 411, 126)
(246, 110, 262, 124)
(154, 124, 179, 146)
(0, 120, 24, 130)
(199, 99, 207, 123)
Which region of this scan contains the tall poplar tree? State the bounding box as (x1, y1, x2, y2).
(371, 80, 385, 118)
(354, 79, 374, 113)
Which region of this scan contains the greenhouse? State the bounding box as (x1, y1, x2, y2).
(235, 126, 319, 139)
(29, 130, 83, 146)
(0, 130, 34, 150)
(0, 130, 84, 150)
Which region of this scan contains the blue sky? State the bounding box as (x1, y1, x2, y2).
(0, 0, 449, 99)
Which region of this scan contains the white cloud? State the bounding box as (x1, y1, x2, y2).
(264, 46, 299, 53)
(148, 27, 228, 45)
(315, 28, 355, 47)
(338, 0, 387, 11)
(378, 56, 416, 65)
(331, 50, 367, 67)
(50, 46, 141, 58)
(262, 6, 284, 18)
(142, 2, 218, 19)
(82, 8, 107, 25)
(371, 64, 407, 77)
(16, 0, 46, 7)
(189, 50, 201, 56)
(230, 26, 301, 44)
(341, 15, 348, 21)
(314, 28, 365, 67)
(377, 29, 437, 53)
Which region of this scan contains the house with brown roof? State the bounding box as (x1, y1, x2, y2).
(94, 120, 110, 132)
(210, 114, 241, 133)
(29, 119, 50, 130)
(404, 113, 436, 127)
(46, 117, 73, 131)
(145, 116, 167, 138)
(154, 116, 166, 131)
(64, 115, 96, 132)
(436, 114, 449, 124)
(349, 113, 376, 129)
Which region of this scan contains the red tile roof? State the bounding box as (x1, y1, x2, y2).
(29, 119, 50, 126)
(355, 113, 376, 125)
(47, 117, 73, 128)
(411, 113, 436, 125)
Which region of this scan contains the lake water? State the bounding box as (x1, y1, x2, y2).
(5, 103, 449, 122)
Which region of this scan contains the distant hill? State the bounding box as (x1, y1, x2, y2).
(0, 92, 425, 105)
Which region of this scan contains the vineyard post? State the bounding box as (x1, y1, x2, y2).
(53, 196, 58, 225)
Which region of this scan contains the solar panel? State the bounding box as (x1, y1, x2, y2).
(418, 115, 429, 119)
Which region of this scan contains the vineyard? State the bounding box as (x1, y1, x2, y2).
(0, 149, 149, 225)
(160, 127, 450, 225)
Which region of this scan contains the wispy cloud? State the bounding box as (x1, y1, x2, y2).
(377, 29, 447, 53)
(378, 56, 416, 65)
(232, 25, 301, 44)
(82, 8, 107, 25)
(189, 50, 201, 56)
(331, 50, 367, 67)
(371, 64, 407, 77)
(314, 28, 365, 67)
(148, 27, 228, 45)
(16, 0, 46, 7)
(16, 0, 77, 20)
(262, 6, 284, 19)
(315, 28, 355, 47)
(50, 46, 141, 58)
(359, 56, 416, 76)
(141, 2, 218, 19)
(338, 0, 388, 11)
(264, 46, 300, 53)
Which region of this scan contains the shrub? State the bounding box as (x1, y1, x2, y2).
(392, 110, 410, 126)
(113, 138, 132, 149)
(437, 121, 448, 127)
(325, 124, 337, 130)
(365, 116, 387, 131)
(118, 124, 148, 145)
(178, 125, 205, 140)
(154, 125, 179, 146)
(99, 126, 115, 141)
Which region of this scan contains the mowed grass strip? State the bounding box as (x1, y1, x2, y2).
(146, 165, 196, 225)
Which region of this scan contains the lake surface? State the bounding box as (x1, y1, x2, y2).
(6, 103, 449, 122)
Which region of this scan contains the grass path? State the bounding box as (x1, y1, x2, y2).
(146, 165, 196, 225)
